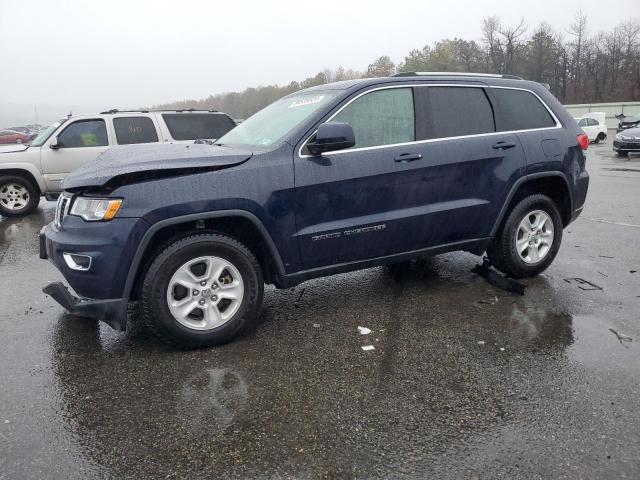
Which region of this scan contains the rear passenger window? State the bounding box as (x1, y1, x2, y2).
(426, 87, 495, 138)
(113, 117, 158, 144)
(162, 113, 236, 141)
(332, 88, 415, 148)
(491, 88, 556, 131)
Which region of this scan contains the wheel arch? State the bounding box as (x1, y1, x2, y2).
(491, 173, 573, 237)
(0, 167, 44, 194)
(123, 210, 286, 301)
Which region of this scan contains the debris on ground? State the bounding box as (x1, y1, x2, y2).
(294, 288, 306, 308)
(609, 328, 633, 347)
(499, 347, 505, 351)
(597, 271, 608, 277)
(471, 259, 526, 295)
(312, 323, 320, 328)
(563, 278, 603, 291)
(361, 345, 375, 351)
(475, 296, 499, 306)
(599, 255, 614, 259)
(357, 326, 371, 335)
(477, 341, 485, 346)
(630, 270, 637, 274)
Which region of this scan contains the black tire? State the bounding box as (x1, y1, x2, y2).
(616, 151, 629, 157)
(486, 194, 563, 279)
(0, 175, 39, 217)
(596, 132, 606, 143)
(140, 233, 263, 348)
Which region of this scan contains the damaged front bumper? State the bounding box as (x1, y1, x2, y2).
(42, 281, 128, 331)
(39, 218, 143, 331)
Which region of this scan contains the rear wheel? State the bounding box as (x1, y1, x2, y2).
(596, 132, 607, 143)
(487, 194, 563, 278)
(140, 233, 263, 348)
(0, 175, 39, 217)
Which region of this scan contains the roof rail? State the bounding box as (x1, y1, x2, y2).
(391, 72, 523, 80)
(99, 108, 220, 114)
(100, 109, 150, 114)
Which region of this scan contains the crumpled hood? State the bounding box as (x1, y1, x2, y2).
(63, 143, 252, 190)
(0, 144, 29, 153)
(618, 127, 640, 136)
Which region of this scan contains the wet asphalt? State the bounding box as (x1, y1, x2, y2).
(1, 144, 639, 479)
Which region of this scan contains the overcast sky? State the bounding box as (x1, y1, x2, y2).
(0, 0, 638, 109)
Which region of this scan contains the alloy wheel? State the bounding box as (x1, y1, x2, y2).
(166, 256, 244, 331)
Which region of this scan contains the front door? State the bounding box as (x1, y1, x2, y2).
(41, 118, 112, 191)
(294, 87, 422, 270)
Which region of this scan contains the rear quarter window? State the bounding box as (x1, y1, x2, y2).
(491, 88, 556, 131)
(113, 117, 159, 144)
(162, 113, 236, 140)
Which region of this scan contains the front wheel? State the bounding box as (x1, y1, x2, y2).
(0, 175, 39, 217)
(140, 233, 264, 348)
(486, 194, 563, 279)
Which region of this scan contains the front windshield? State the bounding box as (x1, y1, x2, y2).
(217, 91, 337, 147)
(30, 119, 66, 147)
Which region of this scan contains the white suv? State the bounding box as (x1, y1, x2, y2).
(0, 110, 236, 217)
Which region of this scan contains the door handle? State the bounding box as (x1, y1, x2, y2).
(394, 153, 423, 162)
(492, 141, 517, 150)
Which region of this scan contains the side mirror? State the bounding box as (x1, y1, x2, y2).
(50, 136, 62, 149)
(307, 122, 355, 156)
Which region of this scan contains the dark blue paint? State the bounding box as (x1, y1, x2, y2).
(43, 75, 589, 330)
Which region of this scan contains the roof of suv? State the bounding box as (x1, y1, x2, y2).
(302, 72, 539, 94)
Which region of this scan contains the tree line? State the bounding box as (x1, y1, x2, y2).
(154, 12, 640, 119)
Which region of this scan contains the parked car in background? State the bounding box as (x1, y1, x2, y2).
(576, 112, 607, 143)
(41, 73, 589, 348)
(0, 129, 30, 144)
(613, 127, 640, 156)
(0, 110, 236, 216)
(617, 113, 640, 132)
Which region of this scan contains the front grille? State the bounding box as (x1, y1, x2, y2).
(55, 194, 71, 228)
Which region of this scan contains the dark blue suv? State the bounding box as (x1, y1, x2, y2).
(40, 73, 590, 347)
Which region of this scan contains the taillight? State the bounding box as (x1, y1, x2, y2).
(577, 133, 589, 150)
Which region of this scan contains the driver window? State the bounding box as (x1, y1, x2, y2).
(332, 88, 415, 149)
(57, 120, 108, 148)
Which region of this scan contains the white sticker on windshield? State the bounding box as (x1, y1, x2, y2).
(289, 95, 325, 108)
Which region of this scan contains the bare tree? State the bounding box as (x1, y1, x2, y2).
(568, 10, 588, 100)
(499, 18, 528, 74)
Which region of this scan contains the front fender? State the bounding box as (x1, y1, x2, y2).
(0, 162, 46, 193)
(121, 210, 287, 301)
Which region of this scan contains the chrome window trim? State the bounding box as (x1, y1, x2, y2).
(297, 83, 562, 158)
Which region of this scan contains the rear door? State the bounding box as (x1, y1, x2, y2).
(404, 84, 527, 246)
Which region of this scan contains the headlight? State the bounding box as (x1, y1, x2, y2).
(70, 197, 122, 221)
